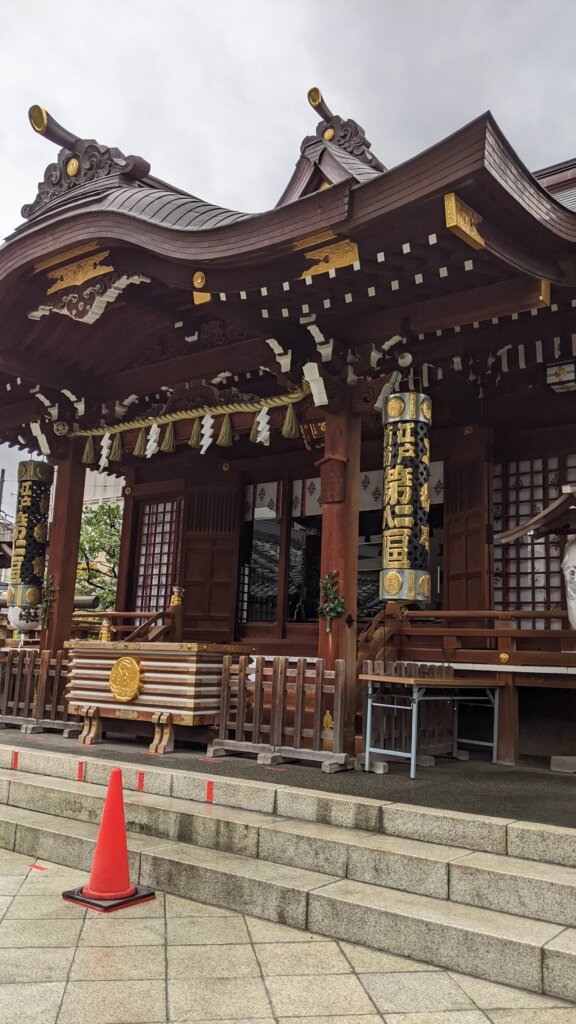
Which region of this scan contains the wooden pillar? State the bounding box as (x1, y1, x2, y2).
(318, 408, 361, 754)
(115, 473, 136, 612)
(497, 677, 519, 764)
(41, 453, 86, 652)
(277, 475, 292, 638)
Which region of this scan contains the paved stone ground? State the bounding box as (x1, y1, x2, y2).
(1, 730, 575, 828)
(0, 850, 574, 1024)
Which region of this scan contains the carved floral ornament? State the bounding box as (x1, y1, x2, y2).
(22, 106, 150, 221)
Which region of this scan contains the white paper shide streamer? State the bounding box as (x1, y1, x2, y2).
(200, 414, 214, 455)
(255, 407, 270, 445)
(145, 423, 161, 459)
(99, 432, 112, 472)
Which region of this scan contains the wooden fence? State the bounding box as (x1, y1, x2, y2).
(210, 654, 352, 771)
(0, 649, 77, 734)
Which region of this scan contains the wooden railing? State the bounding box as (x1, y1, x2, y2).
(212, 654, 352, 770)
(70, 608, 180, 643)
(0, 648, 77, 733)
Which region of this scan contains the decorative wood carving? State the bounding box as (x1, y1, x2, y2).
(22, 112, 150, 222)
(27, 273, 151, 325)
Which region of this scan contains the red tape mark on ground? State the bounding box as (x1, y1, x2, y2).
(77, 761, 85, 782)
(137, 771, 145, 791)
(265, 766, 287, 771)
(11, 751, 18, 771)
(27, 864, 47, 871)
(206, 780, 214, 803)
(200, 758, 223, 763)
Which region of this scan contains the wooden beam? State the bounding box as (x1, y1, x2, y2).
(97, 338, 280, 399)
(320, 276, 550, 344)
(0, 398, 45, 430)
(0, 351, 99, 399)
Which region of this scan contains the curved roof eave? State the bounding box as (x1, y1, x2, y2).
(3, 111, 576, 290)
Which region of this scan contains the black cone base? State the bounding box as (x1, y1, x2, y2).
(62, 884, 156, 913)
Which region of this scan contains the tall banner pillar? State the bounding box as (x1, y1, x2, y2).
(7, 460, 54, 633)
(380, 392, 432, 604)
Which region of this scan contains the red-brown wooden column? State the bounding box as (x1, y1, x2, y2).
(115, 472, 136, 613)
(318, 408, 361, 754)
(41, 452, 86, 653)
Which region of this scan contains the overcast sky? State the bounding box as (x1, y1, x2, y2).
(1, 0, 575, 511)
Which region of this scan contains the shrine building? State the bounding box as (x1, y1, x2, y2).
(1, 90, 576, 766)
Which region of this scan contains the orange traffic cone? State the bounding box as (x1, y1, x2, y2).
(62, 767, 155, 912)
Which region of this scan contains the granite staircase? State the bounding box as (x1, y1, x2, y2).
(0, 744, 574, 1001)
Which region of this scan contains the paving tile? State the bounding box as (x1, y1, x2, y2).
(278, 1018, 384, 1024)
(0, 946, 74, 982)
(0, 874, 27, 894)
(244, 916, 326, 943)
(0, 895, 12, 920)
(85, 893, 165, 919)
(58, 979, 166, 1023)
(165, 894, 239, 917)
(4, 894, 85, 919)
(450, 972, 570, 1009)
(17, 866, 89, 894)
(168, 943, 260, 978)
(0, 850, 33, 874)
(70, 944, 166, 981)
(383, 1013, 489, 1024)
(340, 941, 441, 973)
(80, 916, 165, 946)
(167, 915, 250, 945)
(255, 939, 352, 975)
(267, 974, 377, 1017)
(169, 1019, 275, 1024)
(360, 972, 475, 1014)
(485, 1011, 576, 1023)
(0, 917, 82, 946)
(168, 977, 273, 1020)
(0, 980, 65, 1023)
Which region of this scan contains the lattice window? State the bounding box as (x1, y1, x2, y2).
(133, 498, 183, 612)
(493, 457, 566, 629)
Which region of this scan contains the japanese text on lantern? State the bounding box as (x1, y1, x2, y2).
(380, 393, 432, 603)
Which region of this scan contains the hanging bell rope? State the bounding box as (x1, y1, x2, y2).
(109, 432, 122, 462)
(282, 402, 299, 439)
(188, 418, 201, 448)
(160, 421, 175, 453)
(81, 435, 95, 465)
(216, 413, 233, 447)
(133, 427, 147, 457)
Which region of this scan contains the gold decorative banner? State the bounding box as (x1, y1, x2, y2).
(380, 393, 432, 603)
(7, 460, 54, 632)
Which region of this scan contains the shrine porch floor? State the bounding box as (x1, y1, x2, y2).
(0, 849, 574, 1024)
(0, 730, 573, 829)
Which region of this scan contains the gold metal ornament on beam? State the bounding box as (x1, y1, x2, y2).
(300, 239, 359, 279)
(444, 193, 485, 250)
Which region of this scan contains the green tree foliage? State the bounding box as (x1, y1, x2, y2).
(76, 502, 123, 610)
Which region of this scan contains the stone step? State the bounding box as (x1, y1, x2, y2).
(0, 798, 574, 1000)
(2, 742, 576, 875)
(2, 766, 576, 928)
(307, 878, 575, 998)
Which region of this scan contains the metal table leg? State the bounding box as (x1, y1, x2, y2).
(492, 687, 500, 763)
(365, 679, 374, 772)
(409, 686, 421, 780)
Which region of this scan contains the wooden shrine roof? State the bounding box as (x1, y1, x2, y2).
(1, 91, 576, 466)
